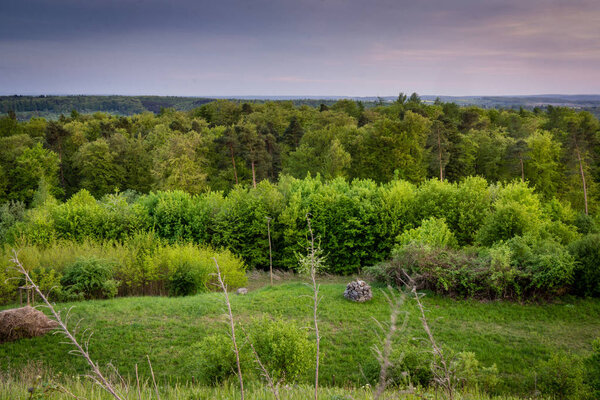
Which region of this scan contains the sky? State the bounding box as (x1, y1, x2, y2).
(1, 0, 599, 97)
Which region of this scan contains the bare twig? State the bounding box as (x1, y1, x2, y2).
(373, 288, 408, 400)
(147, 355, 160, 400)
(213, 257, 245, 400)
(10, 250, 124, 400)
(405, 274, 454, 400)
(306, 214, 320, 400)
(267, 217, 273, 286)
(135, 364, 142, 400)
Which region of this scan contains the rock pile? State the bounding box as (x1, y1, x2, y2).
(343, 280, 373, 302)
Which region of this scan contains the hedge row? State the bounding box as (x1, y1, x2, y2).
(4, 175, 597, 276)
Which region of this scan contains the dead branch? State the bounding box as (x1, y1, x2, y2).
(213, 257, 245, 400)
(10, 250, 124, 400)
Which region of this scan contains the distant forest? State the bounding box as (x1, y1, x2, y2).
(2, 94, 600, 120)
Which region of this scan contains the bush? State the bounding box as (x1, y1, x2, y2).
(585, 338, 600, 398)
(143, 243, 247, 296)
(536, 352, 587, 400)
(477, 181, 544, 246)
(60, 257, 119, 300)
(508, 236, 575, 295)
(397, 217, 457, 248)
(191, 333, 252, 385)
(452, 351, 499, 392)
(389, 341, 433, 388)
(249, 317, 315, 383)
(569, 234, 600, 297)
(0, 200, 25, 242)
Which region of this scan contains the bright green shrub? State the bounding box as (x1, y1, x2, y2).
(143, 243, 247, 295)
(477, 182, 544, 246)
(191, 333, 252, 385)
(51, 190, 147, 241)
(452, 351, 499, 392)
(60, 257, 119, 300)
(212, 182, 283, 270)
(569, 234, 600, 297)
(508, 236, 575, 295)
(412, 177, 490, 246)
(397, 217, 457, 248)
(379, 179, 417, 248)
(279, 176, 386, 274)
(5, 202, 57, 245)
(137, 190, 223, 244)
(249, 317, 315, 383)
(536, 352, 587, 400)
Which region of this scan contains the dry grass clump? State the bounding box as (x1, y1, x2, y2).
(0, 306, 57, 343)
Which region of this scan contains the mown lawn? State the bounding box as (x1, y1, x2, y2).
(1, 275, 599, 397)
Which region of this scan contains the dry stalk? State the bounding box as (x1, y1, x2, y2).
(239, 323, 281, 400)
(373, 288, 408, 400)
(10, 250, 124, 400)
(306, 214, 320, 400)
(147, 355, 160, 400)
(213, 257, 245, 400)
(267, 217, 273, 285)
(135, 364, 142, 400)
(406, 277, 454, 400)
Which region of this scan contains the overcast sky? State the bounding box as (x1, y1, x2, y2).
(1, 0, 599, 96)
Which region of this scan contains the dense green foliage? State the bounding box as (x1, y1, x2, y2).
(0, 236, 247, 303)
(1, 174, 597, 301)
(0, 96, 598, 301)
(60, 257, 119, 300)
(0, 97, 598, 211)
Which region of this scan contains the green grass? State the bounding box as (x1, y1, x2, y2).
(1, 274, 599, 397)
(0, 378, 537, 400)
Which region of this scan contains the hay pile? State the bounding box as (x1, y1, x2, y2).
(0, 306, 58, 343)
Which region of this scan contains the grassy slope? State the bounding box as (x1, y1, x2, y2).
(1, 276, 599, 396)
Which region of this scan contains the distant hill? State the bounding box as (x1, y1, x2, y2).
(2, 94, 600, 120)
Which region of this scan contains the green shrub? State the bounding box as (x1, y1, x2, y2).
(213, 182, 284, 270)
(389, 341, 433, 388)
(477, 181, 544, 246)
(569, 234, 600, 297)
(60, 257, 119, 300)
(452, 351, 499, 392)
(536, 352, 587, 400)
(191, 333, 252, 385)
(249, 317, 315, 383)
(52, 190, 147, 241)
(485, 243, 520, 298)
(585, 338, 600, 398)
(143, 243, 247, 296)
(0, 200, 25, 242)
(397, 217, 457, 248)
(508, 236, 575, 295)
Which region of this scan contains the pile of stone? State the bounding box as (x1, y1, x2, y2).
(343, 280, 373, 302)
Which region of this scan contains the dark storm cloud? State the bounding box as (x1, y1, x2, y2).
(1, 0, 599, 95)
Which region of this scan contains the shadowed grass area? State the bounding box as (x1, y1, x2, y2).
(1, 275, 598, 396)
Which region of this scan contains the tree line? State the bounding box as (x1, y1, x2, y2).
(0, 94, 598, 215)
